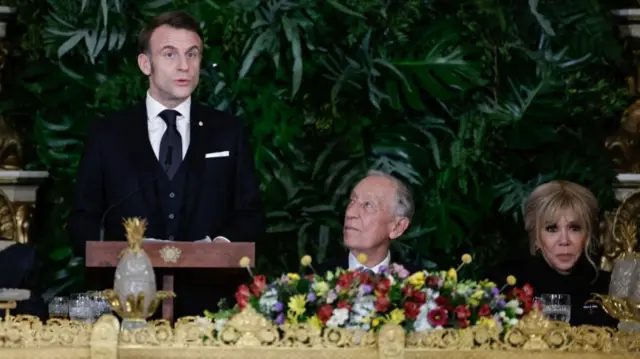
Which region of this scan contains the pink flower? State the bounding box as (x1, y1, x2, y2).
(390, 263, 410, 278)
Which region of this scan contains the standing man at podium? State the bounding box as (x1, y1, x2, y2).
(68, 11, 266, 317)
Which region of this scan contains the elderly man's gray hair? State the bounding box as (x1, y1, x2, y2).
(366, 170, 415, 221)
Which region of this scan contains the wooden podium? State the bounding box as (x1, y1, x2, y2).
(85, 241, 255, 322)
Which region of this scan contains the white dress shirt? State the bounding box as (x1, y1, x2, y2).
(144, 92, 229, 243)
(146, 92, 191, 160)
(348, 251, 391, 274)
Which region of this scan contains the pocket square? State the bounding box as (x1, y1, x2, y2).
(205, 151, 229, 158)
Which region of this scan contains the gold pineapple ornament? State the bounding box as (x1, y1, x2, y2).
(102, 217, 174, 330)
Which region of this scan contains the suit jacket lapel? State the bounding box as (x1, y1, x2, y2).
(184, 103, 207, 217)
(126, 102, 160, 208)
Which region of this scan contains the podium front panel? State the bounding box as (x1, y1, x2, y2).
(85, 241, 255, 268)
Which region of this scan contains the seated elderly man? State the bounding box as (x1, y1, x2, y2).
(0, 238, 47, 319)
(317, 170, 418, 275)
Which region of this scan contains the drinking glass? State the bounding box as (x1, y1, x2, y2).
(88, 291, 112, 321)
(69, 293, 93, 323)
(540, 293, 571, 323)
(48, 296, 69, 319)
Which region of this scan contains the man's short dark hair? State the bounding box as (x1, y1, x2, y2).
(138, 11, 203, 54)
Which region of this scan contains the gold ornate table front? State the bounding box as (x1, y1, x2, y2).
(0, 307, 638, 359)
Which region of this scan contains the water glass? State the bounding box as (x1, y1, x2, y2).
(69, 293, 93, 323)
(540, 293, 571, 323)
(88, 291, 112, 321)
(48, 296, 69, 319)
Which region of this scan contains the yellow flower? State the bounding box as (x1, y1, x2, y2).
(313, 281, 329, 297)
(406, 271, 425, 289)
(477, 317, 496, 328)
(479, 279, 496, 289)
(461, 253, 472, 264)
(506, 275, 517, 286)
(288, 295, 307, 317)
(286, 311, 299, 324)
(356, 253, 368, 265)
(372, 318, 381, 327)
(471, 290, 484, 300)
(308, 315, 323, 329)
(287, 273, 301, 282)
(239, 256, 251, 267)
(301, 255, 312, 267)
(447, 268, 457, 282)
(469, 298, 480, 307)
(386, 309, 405, 324)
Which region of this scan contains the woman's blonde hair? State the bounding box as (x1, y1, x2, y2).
(523, 180, 599, 271)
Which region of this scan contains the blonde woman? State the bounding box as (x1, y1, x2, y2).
(488, 180, 616, 327)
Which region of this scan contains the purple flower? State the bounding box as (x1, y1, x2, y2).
(361, 284, 373, 294)
(274, 302, 284, 312)
(275, 313, 285, 325)
(390, 263, 409, 279)
(327, 290, 338, 303)
(378, 265, 388, 274)
(491, 287, 500, 296)
(497, 299, 506, 307)
(307, 292, 317, 302)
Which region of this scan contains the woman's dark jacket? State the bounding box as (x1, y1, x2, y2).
(486, 253, 617, 328)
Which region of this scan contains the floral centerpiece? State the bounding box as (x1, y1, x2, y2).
(208, 254, 535, 333)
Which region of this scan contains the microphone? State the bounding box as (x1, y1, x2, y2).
(98, 151, 172, 241)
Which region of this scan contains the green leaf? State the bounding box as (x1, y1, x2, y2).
(143, 0, 173, 9)
(49, 246, 72, 261)
(239, 31, 272, 78)
(101, 0, 109, 27)
(326, 0, 366, 19)
(529, 0, 556, 36)
(57, 32, 84, 58)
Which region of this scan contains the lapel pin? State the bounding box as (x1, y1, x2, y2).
(198, 121, 203, 126)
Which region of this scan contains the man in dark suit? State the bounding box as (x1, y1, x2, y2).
(68, 11, 265, 317)
(0, 239, 47, 319)
(316, 170, 418, 275)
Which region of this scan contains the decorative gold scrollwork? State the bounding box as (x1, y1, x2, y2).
(1, 307, 640, 357)
(606, 99, 640, 173)
(0, 190, 16, 241)
(601, 188, 640, 272)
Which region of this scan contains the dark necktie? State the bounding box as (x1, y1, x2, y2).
(157, 109, 182, 179)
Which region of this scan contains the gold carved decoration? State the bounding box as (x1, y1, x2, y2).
(159, 245, 181, 263)
(589, 293, 640, 323)
(0, 116, 23, 170)
(13, 204, 32, 244)
(0, 190, 16, 241)
(0, 23, 23, 170)
(0, 315, 92, 348)
(600, 188, 640, 271)
(102, 289, 175, 323)
(123, 217, 146, 254)
(606, 99, 640, 173)
(1, 307, 640, 358)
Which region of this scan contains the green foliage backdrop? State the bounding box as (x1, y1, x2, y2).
(0, 0, 631, 299)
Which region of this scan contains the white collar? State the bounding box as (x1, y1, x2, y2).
(145, 91, 191, 122)
(348, 251, 391, 274)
